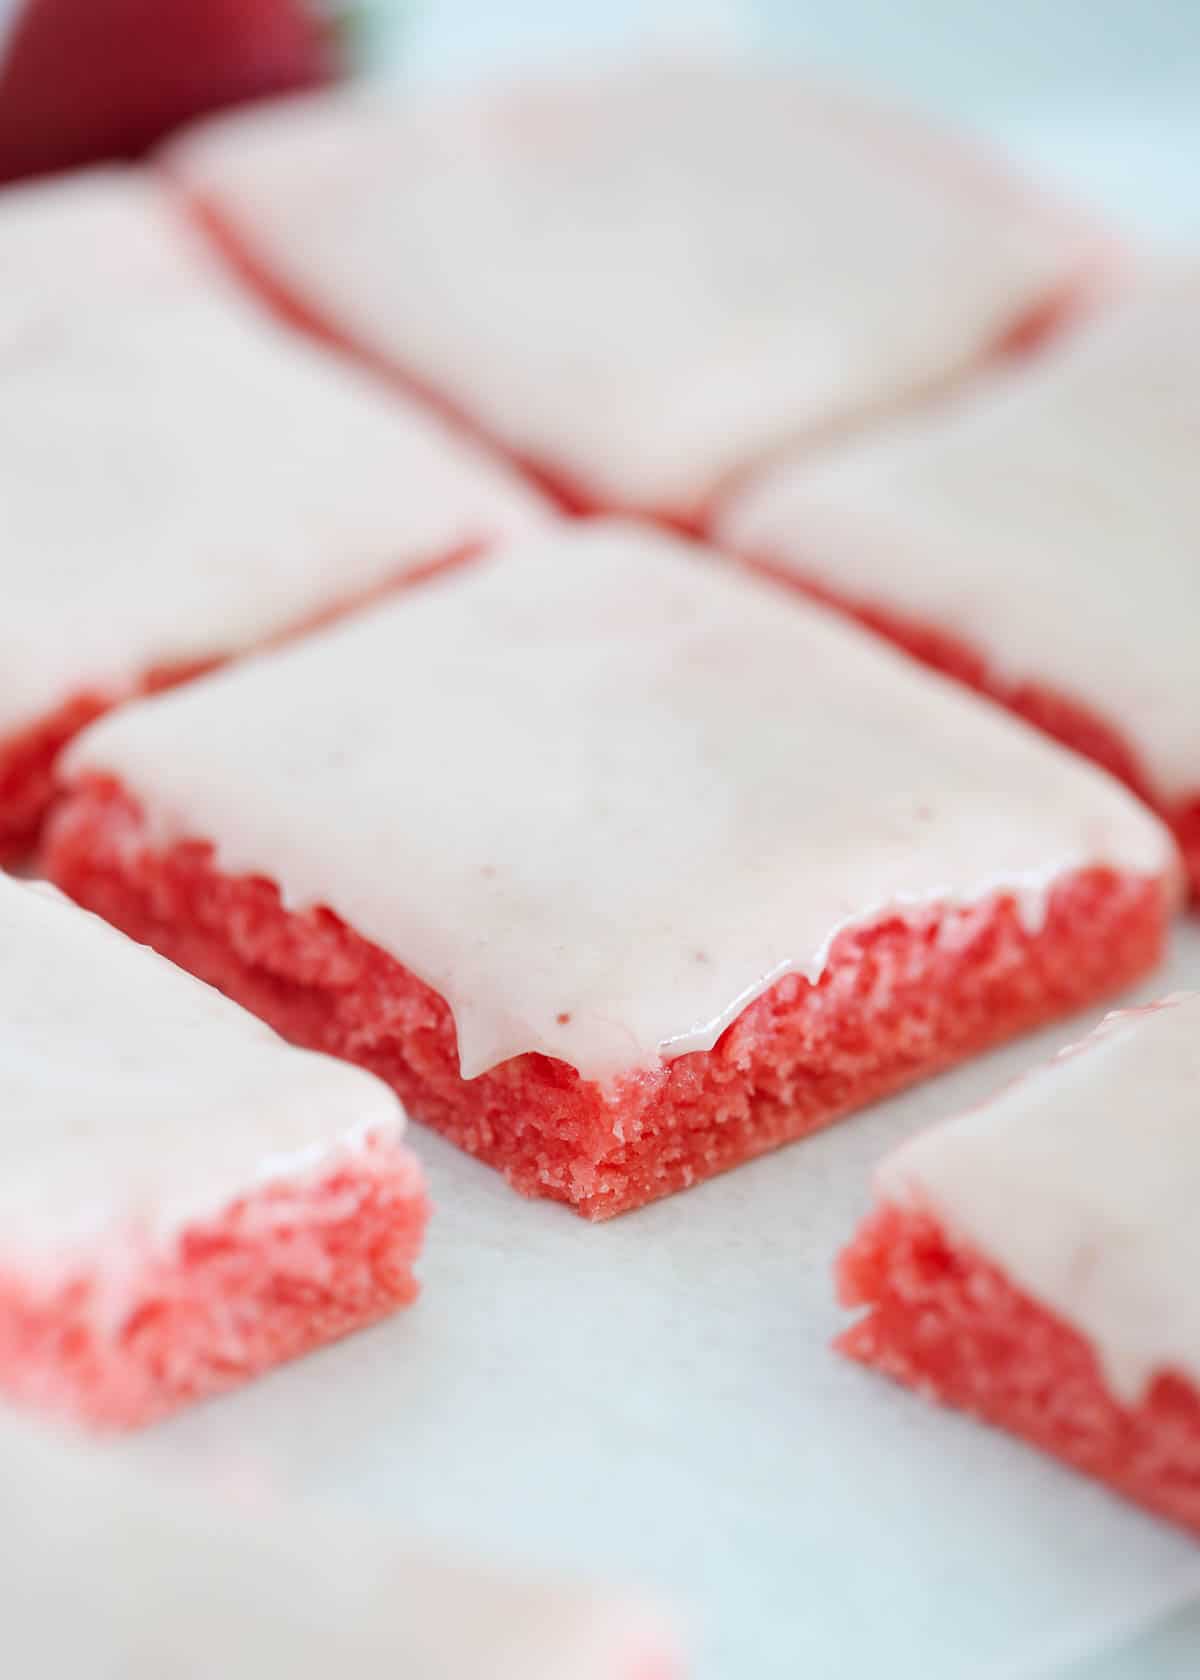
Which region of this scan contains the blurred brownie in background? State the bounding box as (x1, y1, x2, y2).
(717, 264, 1200, 893)
(165, 63, 1117, 524)
(0, 167, 546, 859)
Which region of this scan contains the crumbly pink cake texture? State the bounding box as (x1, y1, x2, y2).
(47, 521, 1178, 1219)
(716, 264, 1200, 895)
(0, 871, 428, 1430)
(3, 1411, 682, 1679)
(838, 994, 1200, 1537)
(0, 165, 544, 860)
(164, 64, 1119, 525)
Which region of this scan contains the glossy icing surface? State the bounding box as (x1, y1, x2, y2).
(0, 872, 404, 1266)
(0, 168, 545, 740)
(168, 65, 1106, 514)
(718, 264, 1200, 802)
(67, 521, 1176, 1083)
(877, 993, 1200, 1403)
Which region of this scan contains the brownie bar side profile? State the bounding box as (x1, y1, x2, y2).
(837, 995, 1200, 1535)
(838, 1205, 1200, 1537)
(0, 873, 428, 1428)
(45, 782, 1168, 1220)
(0, 1136, 427, 1430)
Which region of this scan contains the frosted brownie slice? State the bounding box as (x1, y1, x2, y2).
(50, 521, 1177, 1220)
(1, 1412, 681, 1678)
(0, 167, 544, 858)
(0, 872, 427, 1428)
(165, 63, 1113, 523)
(717, 264, 1200, 892)
(839, 993, 1200, 1537)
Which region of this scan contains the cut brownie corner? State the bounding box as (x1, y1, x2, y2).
(45, 776, 1171, 1222)
(1, 1135, 429, 1433)
(836, 1202, 1200, 1537)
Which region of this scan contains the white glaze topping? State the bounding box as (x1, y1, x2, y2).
(67, 521, 1176, 1084)
(0, 167, 211, 335)
(718, 263, 1200, 804)
(166, 65, 1108, 516)
(0, 168, 545, 742)
(876, 993, 1200, 1404)
(0, 1412, 676, 1680)
(0, 871, 406, 1276)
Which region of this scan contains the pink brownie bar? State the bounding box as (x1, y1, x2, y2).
(47, 521, 1178, 1219)
(839, 993, 1200, 1537)
(716, 263, 1200, 895)
(4, 1412, 681, 1678)
(0, 167, 545, 859)
(0, 871, 427, 1429)
(164, 64, 1117, 524)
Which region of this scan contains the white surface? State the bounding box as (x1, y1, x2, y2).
(879, 993, 1200, 1402)
(168, 65, 1105, 517)
(718, 263, 1200, 805)
(67, 522, 1174, 1083)
(116, 926, 1200, 1680)
(1, 1411, 676, 1680)
(0, 874, 407, 1277)
(0, 168, 543, 740)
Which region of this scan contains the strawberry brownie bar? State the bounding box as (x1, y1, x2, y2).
(717, 263, 1200, 893)
(49, 521, 1178, 1220)
(0, 167, 544, 859)
(0, 871, 427, 1429)
(4, 1413, 681, 1679)
(165, 64, 1115, 523)
(839, 992, 1200, 1537)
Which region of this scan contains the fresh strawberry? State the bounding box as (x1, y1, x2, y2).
(0, 0, 346, 185)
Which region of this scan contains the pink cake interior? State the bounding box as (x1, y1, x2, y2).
(45, 778, 1169, 1221)
(0, 551, 470, 865)
(743, 559, 1200, 900)
(0, 1138, 428, 1431)
(838, 1203, 1200, 1537)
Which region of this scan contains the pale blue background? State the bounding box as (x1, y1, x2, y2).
(378, 0, 1199, 238)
